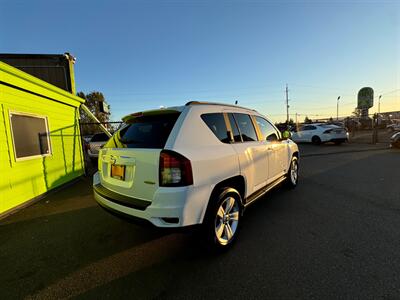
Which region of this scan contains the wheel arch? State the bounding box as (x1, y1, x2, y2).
(201, 175, 246, 223)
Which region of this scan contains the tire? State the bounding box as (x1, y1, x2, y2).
(286, 156, 299, 188)
(311, 136, 322, 145)
(203, 188, 242, 250)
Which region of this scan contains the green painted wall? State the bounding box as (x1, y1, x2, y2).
(0, 62, 85, 215)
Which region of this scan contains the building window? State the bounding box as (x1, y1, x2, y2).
(9, 113, 51, 160)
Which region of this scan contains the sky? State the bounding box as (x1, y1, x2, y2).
(1, 0, 399, 122)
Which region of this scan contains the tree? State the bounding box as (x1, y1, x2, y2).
(352, 108, 361, 118)
(78, 91, 111, 135)
(304, 116, 312, 124)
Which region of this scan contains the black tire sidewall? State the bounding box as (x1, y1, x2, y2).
(312, 136, 321, 145)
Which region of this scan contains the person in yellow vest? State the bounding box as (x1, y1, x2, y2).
(282, 127, 291, 139)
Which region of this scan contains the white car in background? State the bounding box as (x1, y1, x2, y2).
(290, 123, 348, 145)
(387, 123, 400, 132)
(87, 132, 110, 163)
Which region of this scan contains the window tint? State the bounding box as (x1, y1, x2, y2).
(255, 116, 279, 141)
(108, 112, 180, 149)
(201, 113, 230, 143)
(233, 113, 258, 142)
(91, 133, 109, 142)
(227, 113, 242, 142)
(303, 125, 317, 130)
(10, 113, 51, 159)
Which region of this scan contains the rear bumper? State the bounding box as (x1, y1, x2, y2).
(93, 172, 209, 228)
(87, 150, 99, 158)
(322, 133, 348, 143)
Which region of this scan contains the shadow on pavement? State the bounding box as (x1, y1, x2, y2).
(1, 150, 399, 299)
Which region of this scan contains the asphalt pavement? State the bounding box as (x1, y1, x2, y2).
(1, 144, 399, 299)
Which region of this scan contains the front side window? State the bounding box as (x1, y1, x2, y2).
(201, 113, 230, 143)
(10, 113, 51, 159)
(255, 116, 280, 141)
(303, 125, 317, 131)
(233, 113, 258, 142)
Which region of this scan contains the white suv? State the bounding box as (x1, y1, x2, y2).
(93, 102, 299, 249)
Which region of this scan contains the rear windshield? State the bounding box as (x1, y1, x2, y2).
(110, 112, 180, 149)
(91, 133, 109, 142)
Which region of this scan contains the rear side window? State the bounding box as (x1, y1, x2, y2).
(201, 113, 230, 143)
(91, 133, 109, 142)
(233, 113, 258, 142)
(109, 112, 180, 149)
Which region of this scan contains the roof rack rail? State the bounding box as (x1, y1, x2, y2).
(185, 101, 256, 111)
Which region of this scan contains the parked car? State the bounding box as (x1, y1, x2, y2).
(87, 132, 110, 163)
(93, 101, 299, 249)
(290, 123, 348, 145)
(387, 123, 400, 132)
(390, 132, 400, 149)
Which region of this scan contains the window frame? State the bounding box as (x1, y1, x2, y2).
(224, 113, 243, 143)
(9, 111, 52, 162)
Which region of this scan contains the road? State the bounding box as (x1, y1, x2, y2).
(1, 145, 399, 299)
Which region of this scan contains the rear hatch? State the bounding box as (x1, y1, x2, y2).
(98, 109, 182, 202)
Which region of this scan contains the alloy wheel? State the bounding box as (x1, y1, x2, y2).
(290, 159, 298, 185)
(214, 196, 240, 245)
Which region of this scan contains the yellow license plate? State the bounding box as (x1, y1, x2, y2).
(111, 164, 125, 180)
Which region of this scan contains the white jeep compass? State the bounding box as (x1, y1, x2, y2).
(93, 101, 299, 249)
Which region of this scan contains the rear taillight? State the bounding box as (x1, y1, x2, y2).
(323, 129, 333, 134)
(159, 150, 193, 187)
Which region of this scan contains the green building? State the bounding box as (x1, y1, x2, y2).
(0, 54, 85, 217)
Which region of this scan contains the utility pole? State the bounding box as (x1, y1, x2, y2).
(285, 84, 289, 124)
(378, 95, 382, 114)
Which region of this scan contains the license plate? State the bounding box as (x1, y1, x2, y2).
(111, 164, 125, 180)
